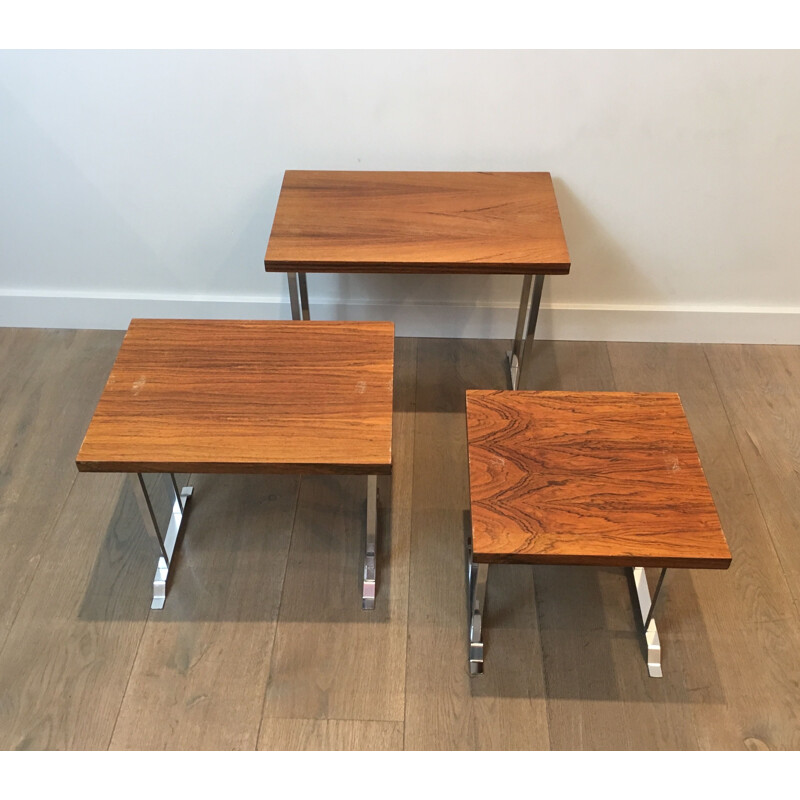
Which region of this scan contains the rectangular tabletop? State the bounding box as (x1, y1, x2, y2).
(466, 390, 731, 569)
(264, 171, 570, 274)
(76, 319, 394, 475)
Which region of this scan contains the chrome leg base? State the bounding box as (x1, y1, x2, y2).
(469, 640, 484, 675)
(131, 473, 192, 611)
(150, 485, 193, 610)
(632, 566, 666, 678)
(362, 555, 376, 611)
(468, 561, 489, 675)
(362, 475, 378, 611)
(506, 350, 521, 391)
(152, 556, 169, 611)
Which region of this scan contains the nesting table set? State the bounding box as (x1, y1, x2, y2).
(77, 171, 731, 679)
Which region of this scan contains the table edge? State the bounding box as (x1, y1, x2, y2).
(471, 551, 732, 569)
(264, 258, 571, 275)
(76, 460, 393, 476)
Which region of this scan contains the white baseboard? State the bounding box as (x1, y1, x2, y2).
(1, 290, 799, 344)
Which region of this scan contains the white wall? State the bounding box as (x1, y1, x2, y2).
(1, 50, 799, 341)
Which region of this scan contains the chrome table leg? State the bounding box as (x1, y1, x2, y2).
(506, 273, 545, 390)
(362, 475, 378, 610)
(130, 473, 193, 610)
(298, 272, 310, 320)
(632, 566, 667, 678)
(287, 272, 301, 320)
(468, 557, 489, 675)
(507, 274, 532, 390)
(287, 272, 311, 321)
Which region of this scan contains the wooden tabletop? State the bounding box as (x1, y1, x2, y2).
(264, 171, 570, 274)
(466, 391, 731, 569)
(76, 319, 394, 475)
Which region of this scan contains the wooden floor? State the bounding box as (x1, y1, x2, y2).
(1, 328, 799, 750)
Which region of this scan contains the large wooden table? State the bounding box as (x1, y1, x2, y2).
(465, 390, 732, 677)
(265, 171, 571, 389)
(77, 319, 394, 610)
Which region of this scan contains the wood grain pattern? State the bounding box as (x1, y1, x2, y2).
(76, 319, 394, 475)
(467, 390, 731, 568)
(264, 171, 570, 274)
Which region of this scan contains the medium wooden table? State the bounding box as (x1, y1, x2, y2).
(265, 171, 571, 389)
(77, 319, 394, 610)
(465, 390, 732, 677)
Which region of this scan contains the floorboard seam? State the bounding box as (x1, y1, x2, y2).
(106, 610, 152, 750)
(253, 474, 303, 750)
(401, 341, 420, 752)
(261, 715, 404, 724)
(397, 414, 415, 752)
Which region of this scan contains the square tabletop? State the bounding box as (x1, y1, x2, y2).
(76, 319, 394, 475)
(264, 171, 570, 274)
(466, 390, 731, 569)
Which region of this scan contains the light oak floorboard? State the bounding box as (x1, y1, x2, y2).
(258, 718, 403, 750)
(668, 619, 800, 750)
(0, 329, 122, 651)
(109, 473, 300, 750)
(704, 344, 800, 612)
(0, 471, 153, 749)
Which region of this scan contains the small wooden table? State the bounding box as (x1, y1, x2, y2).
(465, 390, 732, 677)
(265, 171, 570, 389)
(77, 319, 394, 610)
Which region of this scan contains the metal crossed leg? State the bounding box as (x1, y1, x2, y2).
(633, 566, 668, 678)
(288, 271, 546, 390)
(467, 554, 669, 678)
(130, 473, 193, 610)
(131, 471, 380, 611)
